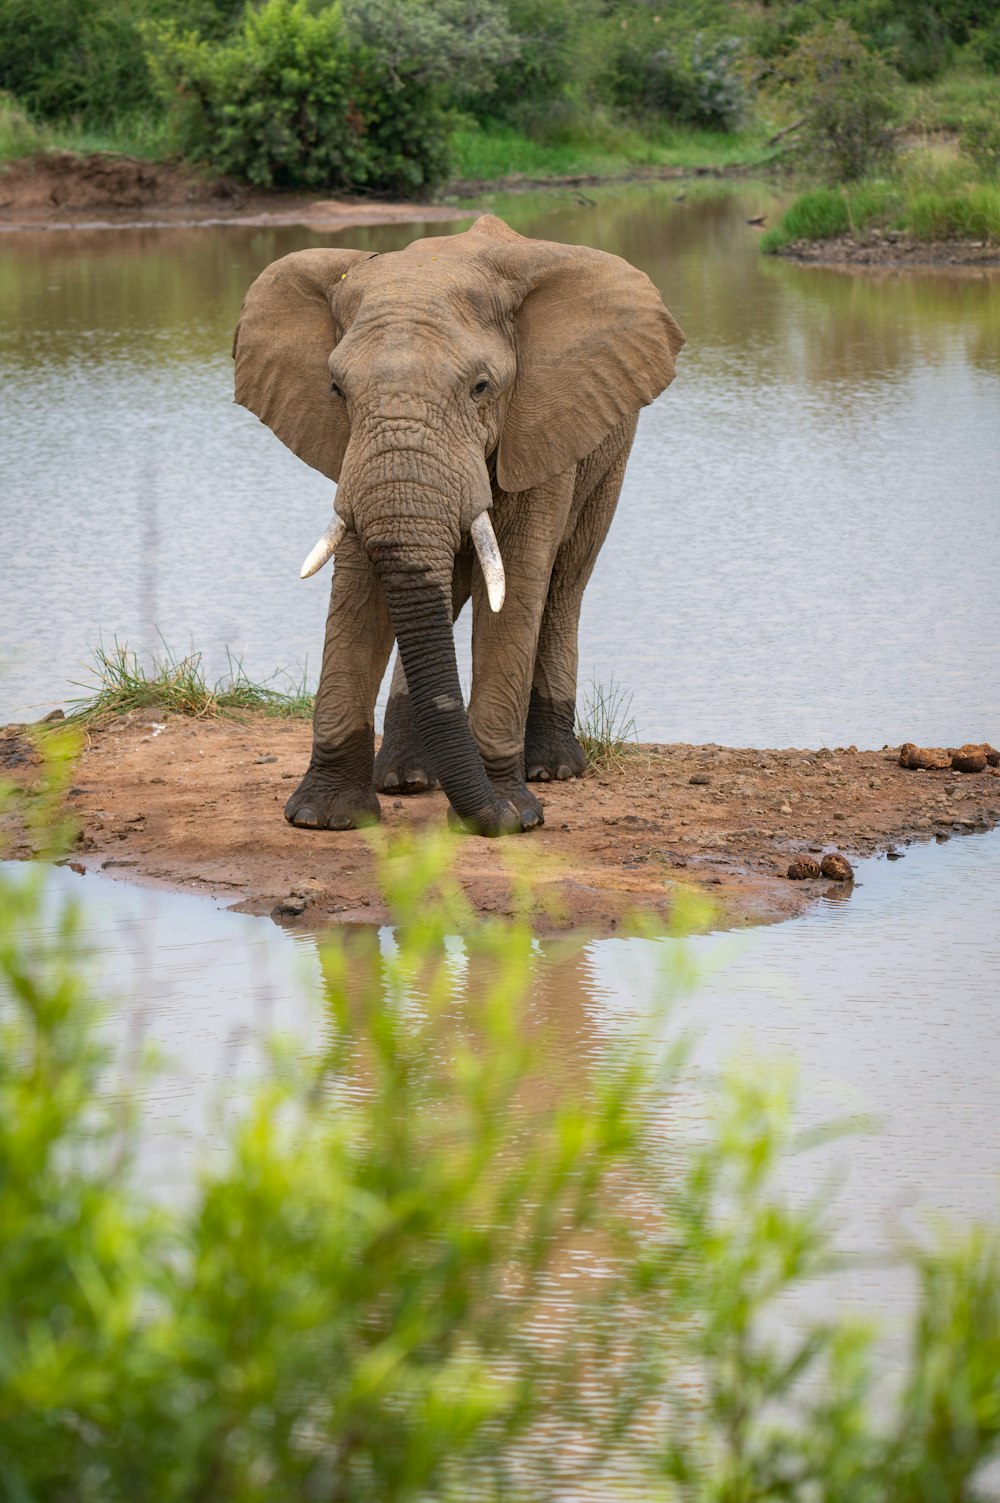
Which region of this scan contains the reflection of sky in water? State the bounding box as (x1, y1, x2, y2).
(1, 186, 997, 747)
(8, 830, 997, 1259)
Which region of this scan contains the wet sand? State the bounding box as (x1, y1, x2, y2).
(3, 714, 997, 933)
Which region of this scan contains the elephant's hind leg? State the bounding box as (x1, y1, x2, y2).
(526, 420, 634, 782)
(374, 554, 473, 795)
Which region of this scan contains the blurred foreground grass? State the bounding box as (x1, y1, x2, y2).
(2, 734, 1000, 1501)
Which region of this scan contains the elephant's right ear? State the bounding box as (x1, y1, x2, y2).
(233, 248, 370, 482)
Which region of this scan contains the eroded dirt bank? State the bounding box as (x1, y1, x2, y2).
(773, 232, 1000, 269)
(0, 151, 465, 232)
(3, 715, 998, 934)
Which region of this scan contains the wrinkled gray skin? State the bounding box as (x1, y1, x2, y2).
(233, 215, 684, 836)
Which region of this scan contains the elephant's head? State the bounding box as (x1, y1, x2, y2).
(233, 215, 684, 829)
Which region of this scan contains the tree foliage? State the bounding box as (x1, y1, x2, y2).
(770, 20, 902, 183)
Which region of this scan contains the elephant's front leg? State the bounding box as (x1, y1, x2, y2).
(285, 535, 394, 830)
(464, 474, 576, 832)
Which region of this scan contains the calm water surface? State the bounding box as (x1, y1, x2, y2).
(2, 187, 999, 1471)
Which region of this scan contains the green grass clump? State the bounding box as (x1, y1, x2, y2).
(69, 640, 314, 722)
(576, 676, 638, 771)
(907, 181, 1000, 239)
(762, 168, 1000, 250)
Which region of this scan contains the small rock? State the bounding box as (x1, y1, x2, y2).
(149, 776, 165, 785)
(951, 743, 988, 774)
(986, 745, 1000, 767)
(272, 895, 307, 918)
(780, 802, 793, 815)
(39, 708, 66, 723)
(788, 857, 821, 880)
(689, 773, 711, 785)
(820, 853, 854, 882)
(886, 849, 904, 860)
(255, 754, 278, 765)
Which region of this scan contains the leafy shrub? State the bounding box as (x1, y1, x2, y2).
(472, 0, 602, 131)
(771, 20, 902, 182)
(968, 12, 1000, 73)
(0, 0, 151, 121)
(149, 0, 453, 194)
(961, 109, 1000, 176)
(607, 22, 746, 131)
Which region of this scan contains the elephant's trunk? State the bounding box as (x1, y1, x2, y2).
(374, 541, 514, 834)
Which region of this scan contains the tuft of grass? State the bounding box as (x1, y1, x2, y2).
(68, 640, 314, 723)
(576, 676, 638, 772)
(906, 181, 1000, 239)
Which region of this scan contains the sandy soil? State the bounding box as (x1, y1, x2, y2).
(773, 231, 1000, 269)
(3, 714, 998, 934)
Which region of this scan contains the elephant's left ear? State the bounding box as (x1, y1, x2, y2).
(495, 242, 685, 494)
(233, 247, 370, 481)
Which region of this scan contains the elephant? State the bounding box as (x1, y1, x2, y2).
(233, 213, 684, 836)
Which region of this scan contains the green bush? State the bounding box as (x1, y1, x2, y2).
(606, 22, 746, 131)
(771, 20, 902, 182)
(149, 0, 452, 194)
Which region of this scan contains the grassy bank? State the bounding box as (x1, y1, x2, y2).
(761, 150, 1000, 250)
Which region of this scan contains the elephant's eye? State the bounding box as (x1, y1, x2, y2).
(330, 381, 344, 398)
(471, 378, 490, 398)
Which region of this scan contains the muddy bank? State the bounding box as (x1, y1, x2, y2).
(0, 148, 756, 233)
(3, 714, 998, 934)
(772, 231, 1000, 269)
(0, 151, 466, 232)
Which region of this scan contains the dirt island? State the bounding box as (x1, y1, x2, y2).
(3, 714, 997, 934)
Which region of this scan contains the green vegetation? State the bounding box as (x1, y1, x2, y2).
(0, 0, 996, 202)
(576, 676, 638, 771)
(4, 755, 1000, 1498)
(762, 160, 1000, 251)
(69, 640, 314, 722)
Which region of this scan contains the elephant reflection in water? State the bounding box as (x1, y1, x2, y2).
(234, 214, 684, 836)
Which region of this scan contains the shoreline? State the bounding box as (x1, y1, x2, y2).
(3, 713, 998, 935)
(770, 231, 1000, 269)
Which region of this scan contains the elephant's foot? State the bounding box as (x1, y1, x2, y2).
(447, 776, 544, 836)
(524, 690, 586, 782)
(374, 694, 438, 795)
(284, 733, 380, 831)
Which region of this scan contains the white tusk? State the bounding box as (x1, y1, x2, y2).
(300, 513, 348, 579)
(470, 510, 506, 613)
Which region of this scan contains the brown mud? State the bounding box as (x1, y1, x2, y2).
(773, 231, 1000, 269)
(3, 714, 998, 934)
(0, 151, 465, 232)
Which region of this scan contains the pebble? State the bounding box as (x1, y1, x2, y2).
(255, 754, 278, 765)
(689, 773, 711, 785)
(820, 852, 854, 882)
(787, 857, 821, 880)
